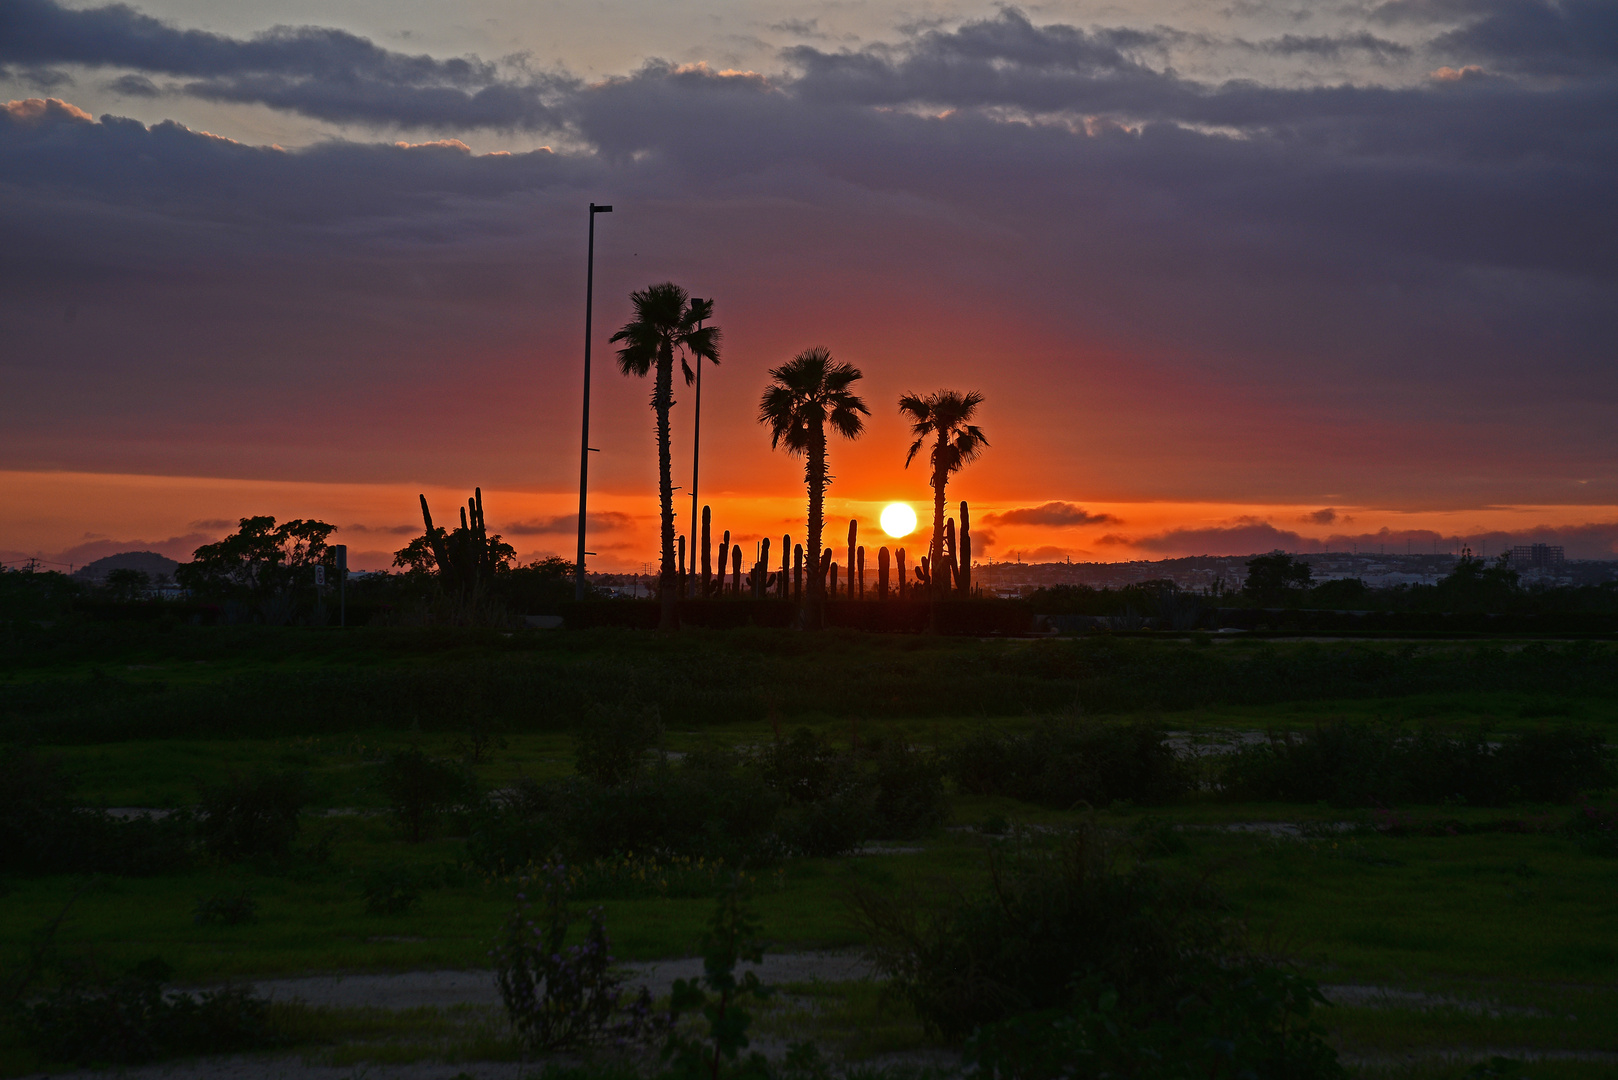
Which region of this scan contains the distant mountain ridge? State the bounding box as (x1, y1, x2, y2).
(72, 551, 180, 583)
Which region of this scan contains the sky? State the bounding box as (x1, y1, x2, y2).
(2, 0, 1616, 571)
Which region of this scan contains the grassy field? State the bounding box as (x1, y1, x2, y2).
(3, 626, 1616, 1077)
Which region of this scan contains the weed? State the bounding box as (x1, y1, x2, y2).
(576, 701, 665, 786)
(490, 862, 655, 1051)
(663, 877, 775, 1080)
(362, 865, 425, 915)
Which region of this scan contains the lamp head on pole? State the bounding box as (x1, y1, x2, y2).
(591, 204, 613, 213)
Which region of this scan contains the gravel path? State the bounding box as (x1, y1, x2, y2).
(238, 952, 873, 1011)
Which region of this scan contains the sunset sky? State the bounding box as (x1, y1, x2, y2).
(2, 0, 1615, 571)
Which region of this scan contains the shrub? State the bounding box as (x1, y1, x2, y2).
(966, 967, 1344, 1080)
(871, 739, 947, 839)
(759, 729, 871, 857)
(1222, 722, 1612, 807)
(378, 747, 476, 842)
(662, 878, 775, 1080)
(855, 827, 1239, 1040)
(492, 862, 655, 1051)
(575, 701, 664, 786)
(468, 767, 784, 871)
(363, 866, 425, 915)
(20, 957, 273, 1066)
(1570, 796, 1618, 856)
(197, 770, 307, 860)
(0, 747, 189, 876)
(193, 890, 258, 925)
(855, 827, 1343, 1078)
(948, 721, 1186, 809)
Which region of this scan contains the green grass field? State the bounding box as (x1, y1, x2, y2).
(3, 627, 1616, 1077)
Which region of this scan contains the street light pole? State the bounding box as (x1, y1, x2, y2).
(687, 298, 706, 597)
(575, 202, 612, 602)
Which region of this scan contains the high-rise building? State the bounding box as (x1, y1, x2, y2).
(1509, 544, 1565, 569)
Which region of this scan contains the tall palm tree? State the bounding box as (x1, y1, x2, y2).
(759, 347, 868, 629)
(898, 390, 988, 597)
(611, 283, 720, 631)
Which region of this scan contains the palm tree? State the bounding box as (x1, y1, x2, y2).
(611, 283, 720, 631)
(759, 347, 869, 629)
(898, 390, 988, 597)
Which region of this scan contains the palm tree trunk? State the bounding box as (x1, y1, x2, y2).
(930, 435, 949, 601)
(655, 343, 679, 631)
(804, 421, 827, 630)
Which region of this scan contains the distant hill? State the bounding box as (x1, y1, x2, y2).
(72, 551, 181, 583)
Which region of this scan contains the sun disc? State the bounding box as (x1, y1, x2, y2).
(880, 503, 918, 538)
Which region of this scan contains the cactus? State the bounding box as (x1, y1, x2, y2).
(781, 535, 790, 599)
(829, 562, 838, 599)
(678, 535, 687, 598)
(702, 506, 713, 595)
(944, 517, 958, 593)
(418, 488, 499, 595)
(846, 520, 857, 599)
(856, 546, 865, 600)
(878, 546, 890, 599)
(959, 501, 972, 597)
(731, 544, 742, 595)
(896, 548, 907, 600)
(759, 537, 771, 600)
(793, 544, 803, 603)
(917, 556, 931, 587)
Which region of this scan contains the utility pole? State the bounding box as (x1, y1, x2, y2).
(575, 202, 612, 602)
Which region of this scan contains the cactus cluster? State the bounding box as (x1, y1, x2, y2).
(417, 488, 505, 595)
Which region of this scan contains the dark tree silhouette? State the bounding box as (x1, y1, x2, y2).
(898, 390, 989, 598)
(759, 347, 869, 629)
(610, 284, 720, 631)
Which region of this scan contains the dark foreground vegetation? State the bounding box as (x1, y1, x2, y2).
(2, 619, 1616, 1077)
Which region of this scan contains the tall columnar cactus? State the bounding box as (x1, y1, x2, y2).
(731, 545, 742, 595)
(719, 530, 731, 597)
(793, 544, 803, 603)
(702, 506, 713, 596)
(944, 517, 959, 592)
(846, 520, 857, 599)
(959, 501, 972, 597)
(896, 548, 906, 600)
(818, 548, 832, 601)
(419, 488, 497, 596)
(878, 546, 890, 600)
(829, 562, 838, 599)
(759, 537, 771, 600)
(857, 546, 865, 599)
(678, 535, 687, 598)
(917, 557, 931, 589)
(780, 535, 790, 599)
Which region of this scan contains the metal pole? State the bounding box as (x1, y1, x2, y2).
(688, 299, 705, 595)
(576, 203, 612, 601)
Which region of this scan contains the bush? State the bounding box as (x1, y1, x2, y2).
(871, 739, 947, 839)
(197, 771, 307, 860)
(1223, 723, 1612, 807)
(21, 957, 273, 1066)
(966, 967, 1344, 1080)
(0, 747, 189, 876)
(193, 890, 258, 925)
(575, 701, 664, 786)
(759, 729, 871, 857)
(363, 865, 425, 915)
(948, 721, 1186, 809)
(378, 747, 476, 842)
(492, 863, 655, 1051)
(855, 827, 1343, 1079)
(467, 767, 784, 871)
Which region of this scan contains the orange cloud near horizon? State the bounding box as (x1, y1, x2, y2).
(5, 470, 1618, 574)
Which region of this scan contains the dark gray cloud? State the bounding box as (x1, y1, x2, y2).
(105, 72, 157, 95)
(983, 503, 1120, 527)
(0, 0, 570, 129)
(1255, 32, 1413, 59)
(506, 512, 634, 535)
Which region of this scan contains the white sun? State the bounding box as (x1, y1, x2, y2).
(880, 503, 918, 538)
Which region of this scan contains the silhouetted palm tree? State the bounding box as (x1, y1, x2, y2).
(611, 284, 720, 631)
(898, 390, 988, 597)
(759, 347, 868, 629)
